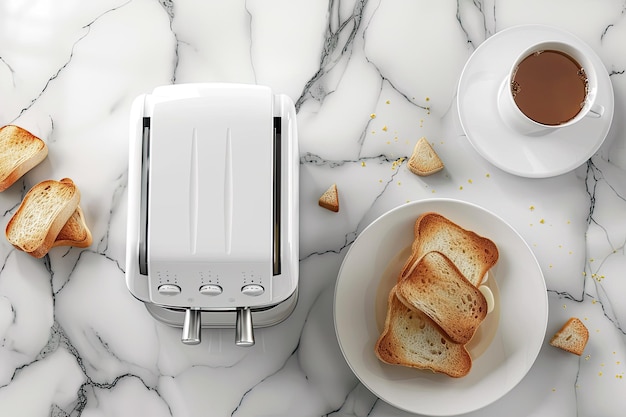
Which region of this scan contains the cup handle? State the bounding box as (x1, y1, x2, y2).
(586, 103, 604, 119)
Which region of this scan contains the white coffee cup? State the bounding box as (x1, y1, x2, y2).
(497, 40, 604, 136)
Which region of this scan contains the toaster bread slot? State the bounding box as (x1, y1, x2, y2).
(139, 116, 150, 276)
(273, 116, 281, 276)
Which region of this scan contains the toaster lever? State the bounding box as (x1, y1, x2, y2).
(181, 308, 201, 345)
(235, 307, 255, 347)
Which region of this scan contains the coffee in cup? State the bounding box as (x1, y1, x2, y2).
(497, 40, 604, 135)
(511, 50, 587, 125)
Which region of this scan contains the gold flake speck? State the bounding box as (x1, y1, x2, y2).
(370, 113, 376, 119)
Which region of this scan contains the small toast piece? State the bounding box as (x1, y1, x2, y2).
(6, 178, 80, 258)
(318, 184, 339, 212)
(53, 206, 92, 248)
(407, 137, 444, 176)
(550, 317, 589, 356)
(400, 212, 499, 287)
(375, 287, 472, 378)
(396, 251, 488, 344)
(0, 125, 48, 191)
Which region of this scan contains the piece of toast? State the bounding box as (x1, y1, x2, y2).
(549, 317, 589, 356)
(407, 137, 444, 176)
(375, 287, 472, 378)
(53, 205, 92, 248)
(0, 125, 48, 191)
(6, 178, 80, 258)
(400, 212, 499, 287)
(318, 184, 339, 212)
(396, 251, 488, 344)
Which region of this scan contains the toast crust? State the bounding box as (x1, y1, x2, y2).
(400, 212, 499, 287)
(6, 178, 80, 258)
(375, 287, 472, 378)
(0, 125, 48, 191)
(396, 251, 488, 344)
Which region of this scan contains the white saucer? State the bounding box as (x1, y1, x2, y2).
(457, 24, 614, 178)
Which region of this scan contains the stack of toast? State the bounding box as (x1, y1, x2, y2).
(375, 212, 499, 378)
(1, 125, 92, 258)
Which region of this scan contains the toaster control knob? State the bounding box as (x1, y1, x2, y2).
(241, 284, 264, 296)
(199, 284, 223, 296)
(158, 284, 181, 295)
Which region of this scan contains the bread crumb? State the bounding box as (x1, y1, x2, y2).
(550, 317, 589, 356)
(318, 184, 339, 213)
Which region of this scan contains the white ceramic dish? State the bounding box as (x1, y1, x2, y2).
(457, 24, 614, 178)
(334, 199, 547, 416)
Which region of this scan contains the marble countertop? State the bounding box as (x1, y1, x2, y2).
(1, 1, 625, 416)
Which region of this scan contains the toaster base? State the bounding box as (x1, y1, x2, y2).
(144, 290, 298, 329)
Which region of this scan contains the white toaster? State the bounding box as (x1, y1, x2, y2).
(125, 83, 299, 346)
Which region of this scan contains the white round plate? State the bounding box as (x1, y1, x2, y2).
(457, 24, 614, 178)
(334, 199, 547, 416)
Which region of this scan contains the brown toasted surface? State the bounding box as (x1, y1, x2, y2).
(0, 125, 48, 191)
(53, 205, 92, 248)
(550, 317, 589, 356)
(400, 212, 499, 287)
(407, 137, 444, 176)
(5, 178, 80, 258)
(375, 287, 472, 378)
(318, 184, 339, 212)
(396, 251, 488, 344)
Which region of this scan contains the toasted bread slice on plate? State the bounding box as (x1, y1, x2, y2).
(0, 125, 48, 192)
(318, 183, 339, 212)
(6, 178, 80, 258)
(407, 137, 444, 176)
(396, 251, 488, 344)
(400, 212, 499, 286)
(549, 317, 589, 356)
(53, 205, 92, 248)
(375, 287, 472, 378)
